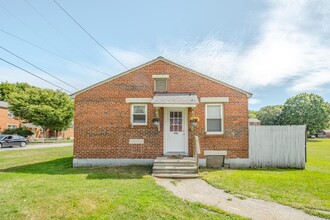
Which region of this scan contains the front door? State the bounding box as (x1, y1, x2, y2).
(164, 107, 188, 154)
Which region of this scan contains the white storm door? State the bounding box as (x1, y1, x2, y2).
(164, 108, 187, 154)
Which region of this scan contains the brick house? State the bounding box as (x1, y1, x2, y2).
(0, 101, 74, 139)
(72, 57, 252, 172)
(0, 101, 21, 131)
(248, 118, 261, 126)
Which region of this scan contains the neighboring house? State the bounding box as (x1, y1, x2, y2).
(319, 130, 330, 138)
(248, 118, 261, 126)
(23, 123, 74, 139)
(72, 56, 252, 169)
(0, 101, 21, 132)
(0, 101, 74, 139)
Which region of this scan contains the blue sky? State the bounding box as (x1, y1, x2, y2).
(0, 0, 329, 110)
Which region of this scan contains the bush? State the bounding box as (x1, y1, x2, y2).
(2, 127, 34, 137)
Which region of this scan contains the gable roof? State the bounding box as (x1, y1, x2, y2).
(0, 101, 9, 108)
(248, 118, 261, 123)
(70, 56, 252, 98)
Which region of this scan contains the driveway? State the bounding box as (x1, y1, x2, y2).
(156, 178, 321, 220)
(0, 142, 73, 152)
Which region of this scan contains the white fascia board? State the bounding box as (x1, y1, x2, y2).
(200, 97, 229, 103)
(153, 103, 197, 108)
(204, 150, 228, 156)
(125, 98, 152, 103)
(152, 75, 169, 79)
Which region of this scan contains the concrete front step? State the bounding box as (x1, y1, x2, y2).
(154, 157, 196, 163)
(153, 167, 197, 174)
(153, 162, 197, 166)
(152, 173, 200, 178)
(153, 166, 198, 170)
(153, 170, 197, 175)
(152, 157, 199, 178)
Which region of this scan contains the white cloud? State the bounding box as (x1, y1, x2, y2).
(0, 67, 75, 93)
(158, 0, 330, 94)
(249, 98, 261, 105)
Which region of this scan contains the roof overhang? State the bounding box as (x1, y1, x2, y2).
(152, 93, 198, 108)
(70, 56, 253, 98)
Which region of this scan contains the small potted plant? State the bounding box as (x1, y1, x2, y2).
(152, 117, 160, 126)
(189, 116, 199, 126)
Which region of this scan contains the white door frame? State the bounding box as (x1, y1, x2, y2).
(163, 107, 188, 155)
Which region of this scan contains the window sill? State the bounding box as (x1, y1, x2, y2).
(205, 132, 224, 136)
(131, 124, 147, 126)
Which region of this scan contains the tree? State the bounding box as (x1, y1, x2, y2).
(7, 87, 74, 138)
(248, 110, 258, 118)
(256, 105, 283, 125)
(281, 93, 330, 135)
(0, 82, 32, 101)
(2, 127, 34, 137)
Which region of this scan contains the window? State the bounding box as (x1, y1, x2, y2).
(131, 104, 147, 125)
(205, 104, 223, 134)
(154, 79, 167, 92)
(8, 124, 17, 129)
(8, 110, 14, 118)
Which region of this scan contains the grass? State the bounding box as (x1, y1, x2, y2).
(201, 138, 330, 218)
(0, 147, 245, 220)
(29, 139, 73, 145)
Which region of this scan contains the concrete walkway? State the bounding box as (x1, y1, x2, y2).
(156, 178, 320, 220)
(0, 142, 72, 152)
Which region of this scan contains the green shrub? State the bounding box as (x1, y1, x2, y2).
(2, 127, 34, 137)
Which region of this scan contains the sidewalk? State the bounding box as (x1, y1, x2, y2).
(0, 142, 73, 152)
(156, 178, 321, 220)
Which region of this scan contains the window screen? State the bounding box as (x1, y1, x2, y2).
(154, 79, 167, 92)
(206, 104, 223, 133)
(132, 104, 147, 125)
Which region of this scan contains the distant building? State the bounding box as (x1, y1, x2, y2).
(0, 101, 73, 139)
(319, 130, 330, 138)
(0, 101, 21, 131)
(248, 118, 261, 126)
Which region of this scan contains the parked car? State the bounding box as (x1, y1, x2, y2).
(0, 135, 29, 148)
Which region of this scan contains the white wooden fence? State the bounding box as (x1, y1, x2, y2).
(249, 125, 306, 168)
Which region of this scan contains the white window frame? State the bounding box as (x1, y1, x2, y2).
(131, 104, 147, 125)
(205, 104, 224, 135)
(7, 124, 17, 129)
(154, 78, 167, 92)
(8, 110, 14, 118)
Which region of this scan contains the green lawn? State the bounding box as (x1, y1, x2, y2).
(201, 139, 330, 218)
(0, 147, 244, 220)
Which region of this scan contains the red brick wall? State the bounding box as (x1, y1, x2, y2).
(74, 60, 249, 159)
(0, 108, 20, 132)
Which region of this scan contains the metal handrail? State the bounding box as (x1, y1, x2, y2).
(193, 136, 201, 172)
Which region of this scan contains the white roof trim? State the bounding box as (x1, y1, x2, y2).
(153, 104, 197, 108)
(70, 56, 252, 98)
(152, 74, 169, 79)
(200, 97, 229, 103)
(125, 98, 152, 103)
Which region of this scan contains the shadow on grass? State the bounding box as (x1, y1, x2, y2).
(200, 167, 304, 173)
(307, 139, 321, 142)
(0, 157, 151, 179)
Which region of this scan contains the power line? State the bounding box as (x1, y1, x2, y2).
(23, 0, 97, 64)
(0, 29, 110, 76)
(0, 45, 79, 91)
(0, 57, 72, 93)
(0, 2, 65, 57)
(52, 0, 128, 70)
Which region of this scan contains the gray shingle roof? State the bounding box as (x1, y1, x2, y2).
(0, 101, 9, 108)
(152, 93, 199, 104)
(248, 118, 261, 123)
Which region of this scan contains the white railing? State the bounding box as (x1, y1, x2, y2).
(193, 136, 201, 172)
